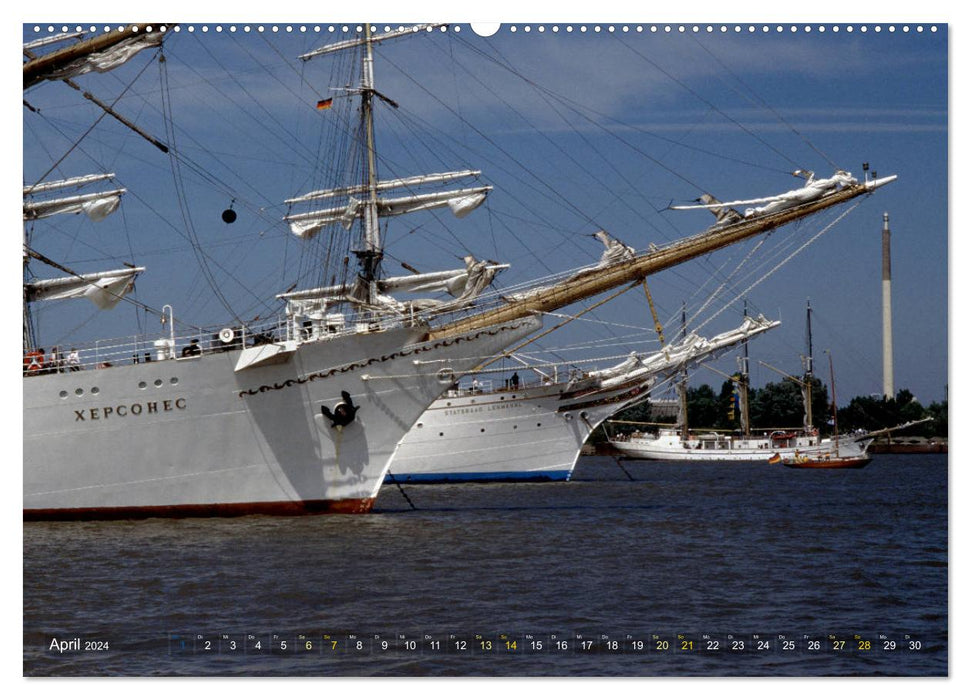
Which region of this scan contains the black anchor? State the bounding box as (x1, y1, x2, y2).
(321, 391, 359, 428)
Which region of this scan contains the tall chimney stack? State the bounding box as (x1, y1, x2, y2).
(882, 212, 894, 398)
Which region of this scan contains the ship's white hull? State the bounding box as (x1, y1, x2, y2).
(23, 318, 539, 519)
(609, 430, 870, 462)
(387, 378, 650, 483)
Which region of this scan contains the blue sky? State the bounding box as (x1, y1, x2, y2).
(20, 14, 949, 407)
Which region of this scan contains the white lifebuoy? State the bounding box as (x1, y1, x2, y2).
(218, 328, 235, 344)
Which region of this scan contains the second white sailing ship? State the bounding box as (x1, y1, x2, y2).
(389, 315, 780, 482)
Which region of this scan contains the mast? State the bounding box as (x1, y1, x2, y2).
(801, 299, 814, 433)
(677, 303, 689, 440)
(881, 212, 894, 398)
(428, 175, 897, 339)
(739, 300, 751, 435)
(358, 23, 382, 307)
(828, 351, 840, 456)
(23, 241, 34, 350)
(291, 24, 496, 313)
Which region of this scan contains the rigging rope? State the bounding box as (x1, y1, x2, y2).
(690, 36, 840, 171)
(473, 281, 640, 371)
(424, 34, 790, 324)
(28, 47, 161, 189)
(454, 33, 789, 183)
(614, 35, 803, 173)
(685, 235, 769, 333)
(428, 37, 667, 240)
(695, 202, 861, 331)
(159, 50, 242, 325)
(380, 51, 609, 240)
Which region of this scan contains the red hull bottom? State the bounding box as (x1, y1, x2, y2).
(23, 497, 376, 521)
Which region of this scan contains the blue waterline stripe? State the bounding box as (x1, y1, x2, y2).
(385, 470, 572, 484)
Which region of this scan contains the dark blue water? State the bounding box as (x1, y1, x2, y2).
(23, 454, 947, 676)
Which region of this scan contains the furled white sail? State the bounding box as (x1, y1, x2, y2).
(592, 230, 636, 267)
(505, 230, 636, 304)
(285, 170, 482, 205)
(286, 186, 492, 239)
(23, 173, 116, 195)
(671, 170, 860, 219)
(279, 256, 507, 317)
(298, 24, 447, 61)
(24, 190, 125, 221)
(23, 31, 86, 52)
(584, 315, 779, 390)
(25, 267, 144, 309)
(43, 32, 164, 81)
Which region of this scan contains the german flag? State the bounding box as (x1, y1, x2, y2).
(316, 97, 333, 110)
(768, 453, 782, 464)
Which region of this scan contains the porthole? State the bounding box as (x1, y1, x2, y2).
(90, 387, 100, 395)
(438, 432, 444, 437)
(59, 390, 68, 399)
(154, 379, 163, 387)
(75, 388, 83, 396)
(138, 381, 147, 389)
(170, 377, 179, 385)
(416, 422, 424, 429)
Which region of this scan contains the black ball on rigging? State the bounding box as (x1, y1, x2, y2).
(221, 208, 237, 224)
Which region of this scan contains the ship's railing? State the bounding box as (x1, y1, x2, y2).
(22, 314, 295, 376)
(22, 303, 431, 377)
(446, 363, 596, 397)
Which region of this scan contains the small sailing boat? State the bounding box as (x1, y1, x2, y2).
(778, 451, 871, 469)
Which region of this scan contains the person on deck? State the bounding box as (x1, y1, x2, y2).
(48, 346, 61, 373)
(182, 339, 202, 357)
(66, 348, 81, 371)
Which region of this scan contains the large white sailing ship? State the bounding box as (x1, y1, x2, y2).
(23, 24, 897, 518)
(22, 24, 540, 519)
